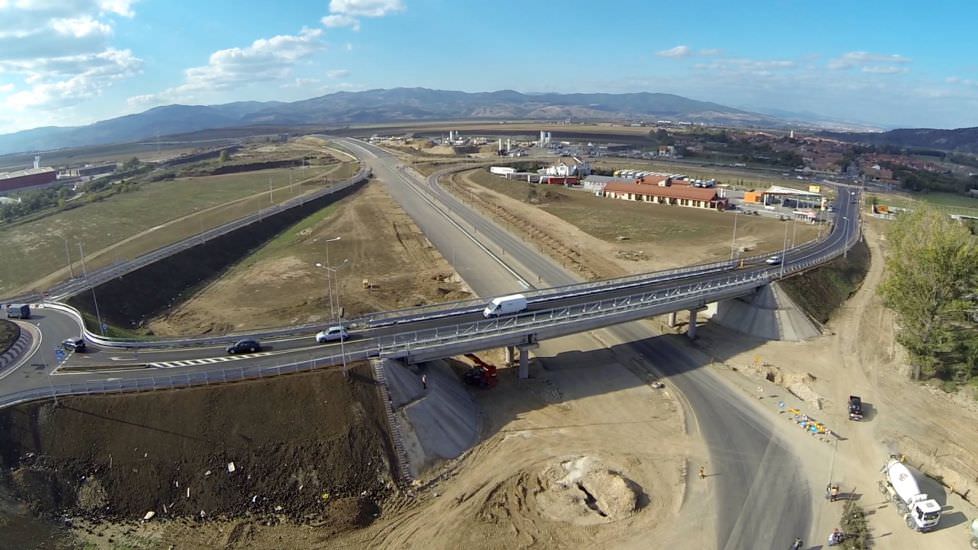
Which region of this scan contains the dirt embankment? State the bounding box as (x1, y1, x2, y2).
(0, 365, 393, 533)
(149, 180, 472, 336)
(67, 179, 366, 333)
(0, 319, 19, 355)
(779, 237, 871, 323)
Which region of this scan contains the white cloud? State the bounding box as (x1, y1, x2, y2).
(129, 27, 324, 106)
(321, 0, 404, 31)
(861, 65, 909, 75)
(50, 15, 112, 38)
(0, 83, 14, 93)
(345, 42, 354, 51)
(327, 69, 350, 79)
(699, 48, 722, 57)
(695, 58, 796, 75)
(0, 0, 140, 117)
(657, 45, 691, 58)
(322, 14, 360, 30)
(828, 51, 911, 71)
(98, 0, 136, 18)
(4, 48, 141, 110)
(329, 0, 404, 17)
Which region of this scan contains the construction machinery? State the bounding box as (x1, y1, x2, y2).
(462, 353, 498, 389)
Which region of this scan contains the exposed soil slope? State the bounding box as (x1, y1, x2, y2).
(0, 365, 392, 530)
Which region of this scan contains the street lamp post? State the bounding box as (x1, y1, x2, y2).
(61, 235, 74, 278)
(77, 242, 106, 335)
(780, 221, 790, 278)
(729, 208, 739, 261)
(316, 256, 350, 377)
(842, 216, 849, 260)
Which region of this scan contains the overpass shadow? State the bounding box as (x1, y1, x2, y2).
(439, 317, 780, 446)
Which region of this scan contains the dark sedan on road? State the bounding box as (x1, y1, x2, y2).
(226, 339, 261, 354)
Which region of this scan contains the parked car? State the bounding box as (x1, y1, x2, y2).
(226, 339, 261, 354)
(765, 255, 782, 265)
(315, 326, 349, 343)
(61, 338, 86, 353)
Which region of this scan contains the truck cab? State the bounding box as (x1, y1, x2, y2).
(848, 395, 863, 421)
(909, 499, 942, 531)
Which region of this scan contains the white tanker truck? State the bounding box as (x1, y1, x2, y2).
(878, 456, 942, 532)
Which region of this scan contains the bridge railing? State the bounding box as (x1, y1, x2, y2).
(10, 209, 860, 408)
(0, 348, 364, 410)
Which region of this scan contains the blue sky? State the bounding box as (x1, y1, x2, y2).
(1, 0, 977, 133)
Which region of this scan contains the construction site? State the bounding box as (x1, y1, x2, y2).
(1, 135, 977, 550)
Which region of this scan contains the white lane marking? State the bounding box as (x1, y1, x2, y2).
(148, 351, 273, 369)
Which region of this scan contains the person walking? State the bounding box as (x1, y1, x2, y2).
(421, 373, 428, 390)
(830, 484, 839, 502)
(699, 466, 706, 480)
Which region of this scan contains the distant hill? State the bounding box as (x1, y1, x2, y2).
(0, 87, 787, 156)
(825, 127, 978, 153)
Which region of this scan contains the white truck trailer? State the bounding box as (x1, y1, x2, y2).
(879, 457, 942, 532)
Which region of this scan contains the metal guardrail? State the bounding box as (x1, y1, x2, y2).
(4, 184, 862, 408)
(0, 349, 362, 410)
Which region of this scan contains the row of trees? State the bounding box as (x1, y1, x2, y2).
(879, 207, 978, 384)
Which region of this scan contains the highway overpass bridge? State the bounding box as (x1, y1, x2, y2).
(0, 137, 861, 406)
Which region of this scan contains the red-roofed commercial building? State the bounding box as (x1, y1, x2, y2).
(602, 180, 727, 210)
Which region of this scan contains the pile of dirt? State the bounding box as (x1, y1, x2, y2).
(535, 456, 644, 525)
(0, 364, 394, 532)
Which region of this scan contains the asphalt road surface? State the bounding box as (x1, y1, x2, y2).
(3, 138, 863, 547)
(346, 138, 818, 547)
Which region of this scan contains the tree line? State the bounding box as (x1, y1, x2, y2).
(880, 207, 978, 387)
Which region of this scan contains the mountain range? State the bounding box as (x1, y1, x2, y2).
(0, 88, 783, 156)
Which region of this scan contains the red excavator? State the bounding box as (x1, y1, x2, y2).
(462, 353, 498, 389)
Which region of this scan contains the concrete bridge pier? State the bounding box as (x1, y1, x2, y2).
(506, 345, 515, 367)
(686, 306, 708, 340)
(517, 341, 540, 379)
(667, 311, 677, 327)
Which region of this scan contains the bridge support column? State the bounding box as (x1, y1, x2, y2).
(667, 311, 677, 327)
(506, 346, 515, 367)
(516, 341, 540, 380)
(687, 309, 698, 340)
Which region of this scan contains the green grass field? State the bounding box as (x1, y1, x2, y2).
(868, 190, 978, 216)
(459, 169, 814, 248)
(0, 162, 356, 296)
